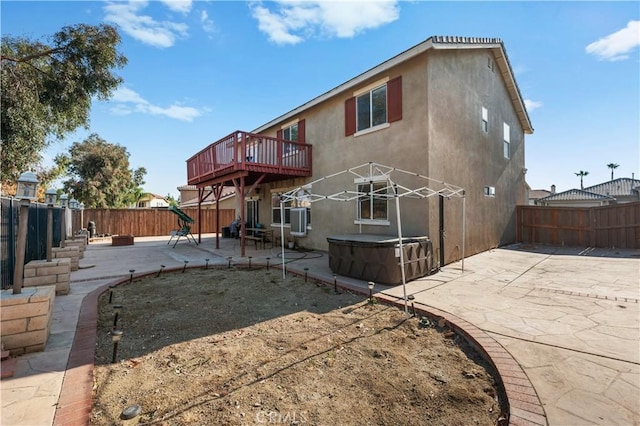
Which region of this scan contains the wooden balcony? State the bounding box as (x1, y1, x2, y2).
(187, 131, 313, 187)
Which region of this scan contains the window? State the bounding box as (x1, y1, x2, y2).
(481, 107, 488, 133)
(503, 123, 510, 159)
(484, 186, 496, 197)
(357, 84, 387, 132)
(357, 182, 388, 222)
(345, 76, 402, 136)
(282, 122, 298, 156)
(271, 190, 311, 226)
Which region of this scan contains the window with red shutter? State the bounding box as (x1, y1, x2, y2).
(346, 76, 402, 136)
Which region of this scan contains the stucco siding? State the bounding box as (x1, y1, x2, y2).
(249, 46, 527, 262)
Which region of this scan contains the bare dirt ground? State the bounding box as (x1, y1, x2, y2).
(91, 266, 506, 425)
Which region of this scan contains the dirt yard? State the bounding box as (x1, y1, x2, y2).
(91, 266, 506, 425)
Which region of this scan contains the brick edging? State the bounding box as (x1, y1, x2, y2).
(379, 293, 548, 426)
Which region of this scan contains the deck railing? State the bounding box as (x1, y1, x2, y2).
(187, 131, 312, 185)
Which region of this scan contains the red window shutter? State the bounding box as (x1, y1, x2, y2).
(387, 75, 402, 123)
(345, 97, 356, 136)
(298, 119, 305, 143)
(277, 129, 283, 139)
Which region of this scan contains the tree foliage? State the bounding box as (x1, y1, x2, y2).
(57, 134, 146, 208)
(606, 163, 619, 180)
(1, 24, 127, 184)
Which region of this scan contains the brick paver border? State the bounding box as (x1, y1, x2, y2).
(54, 265, 547, 425)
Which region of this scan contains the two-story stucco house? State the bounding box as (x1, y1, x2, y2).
(186, 36, 533, 265)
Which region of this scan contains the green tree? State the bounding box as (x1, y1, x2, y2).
(607, 163, 619, 181)
(165, 194, 179, 207)
(1, 24, 127, 185)
(57, 134, 146, 208)
(574, 170, 589, 190)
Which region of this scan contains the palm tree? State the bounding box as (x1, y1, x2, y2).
(575, 170, 589, 189)
(607, 163, 619, 181)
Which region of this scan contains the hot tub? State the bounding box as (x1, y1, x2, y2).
(327, 234, 433, 285)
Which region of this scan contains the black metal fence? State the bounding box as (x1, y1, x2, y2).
(1, 197, 65, 289)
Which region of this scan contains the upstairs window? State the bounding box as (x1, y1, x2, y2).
(277, 119, 306, 156)
(503, 123, 510, 159)
(345, 76, 402, 136)
(357, 84, 387, 132)
(481, 107, 488, 133)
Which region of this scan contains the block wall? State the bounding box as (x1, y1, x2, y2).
(23, 259, 71, 295)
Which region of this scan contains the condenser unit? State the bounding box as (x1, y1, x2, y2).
(290, 207, 308, 237)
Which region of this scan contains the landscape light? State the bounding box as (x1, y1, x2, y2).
(129, 269, 135, 283)
(248, 256, 252, 269)
(111, 329, 123, 363)
(266, 257, 270, 270)
(368, 281, 375, 303)
(408, 294, 416, 317)
(333, 274, 338, 293)
(157, 265, 165, 277)
(113, 304, 123, 328)
(227, 256, 232, 269)
(182, 260, 189, 273)
(120, 404, 141, 421)
(205, 259, 210, 270)
(108, 285, 115, 304)
(304, 267, 309, 283)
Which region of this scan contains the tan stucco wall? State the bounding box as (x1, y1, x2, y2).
(251, 48, 528, 263)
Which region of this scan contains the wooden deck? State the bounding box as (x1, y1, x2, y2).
(187, 131, 312, 187)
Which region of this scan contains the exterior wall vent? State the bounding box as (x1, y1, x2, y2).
(290, 208, 307, 237)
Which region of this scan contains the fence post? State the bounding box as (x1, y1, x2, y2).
(589, 207, 596, 247)
(13, 200, 30, 294)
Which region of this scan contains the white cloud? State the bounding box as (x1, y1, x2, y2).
(586, 20, 640, 61)
(201, 10, 216, 34)
(524, 99, 543, 112)
(250, 0, 399, 45)
(160, 0, 192, 14)
(103, 1, 188, 48)
(110, 87, 202, 122)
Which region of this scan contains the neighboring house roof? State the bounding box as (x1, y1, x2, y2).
(529, 189, 551, 200)
(252, 35, 533, 136)
(537, 189, 615, 203)
(584, 178, 640, 198)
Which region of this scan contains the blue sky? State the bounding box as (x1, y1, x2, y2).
(2, 1, 639, 198)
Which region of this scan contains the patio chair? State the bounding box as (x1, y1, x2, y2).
(167, 206, 199, 248)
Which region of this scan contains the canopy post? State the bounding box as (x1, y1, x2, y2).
(280, 198, 286, 280)
(462, 195, 466, 272)
(394, 185, 408, 317)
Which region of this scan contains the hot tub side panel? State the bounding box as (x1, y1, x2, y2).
(328, 240, 432, 285)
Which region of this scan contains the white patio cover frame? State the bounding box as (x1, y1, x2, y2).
(278, 162, 466, 315)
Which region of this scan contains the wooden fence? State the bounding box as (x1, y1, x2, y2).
(71, 208, 236, 237)
(516, 202, 640, 249)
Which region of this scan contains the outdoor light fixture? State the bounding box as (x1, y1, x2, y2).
(408, 295, 416, 317)
(113, 305, 123, 328)
(182, 260, 188, 273)
(69, 198, 79, 209)
(304, 267, 309, 283)
(16, 171, 39, 200)
(333, 274, 338, 293)
(129, 269, 135, 283)
(60, 194, 69, 208)
(227, 256, 232, 269)
(248, 256, 252, 268)
(157, 265, 165, 277)
(45, 188, 58, 205)
(266, 257, 270, 270)
(121, 404, 142, 421)
(111, 329, 123, 363)
(108, 285, 115, 304)
(205, 259, 209, 270)
(368, 281, 375, 303)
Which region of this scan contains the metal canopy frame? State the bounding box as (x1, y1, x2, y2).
(278, 162, 466, 315)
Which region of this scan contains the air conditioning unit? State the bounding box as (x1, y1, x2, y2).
(290, 207, 308, 237)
